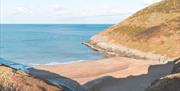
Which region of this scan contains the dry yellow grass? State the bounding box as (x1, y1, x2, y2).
(0, 65, 62, 91)
(99, 0, 180, 57)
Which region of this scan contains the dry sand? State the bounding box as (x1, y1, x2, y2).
(35, 57, 172, 85)
(36, 57, 174, 91)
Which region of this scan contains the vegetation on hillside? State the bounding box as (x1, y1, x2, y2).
(100, 0, 180, 57)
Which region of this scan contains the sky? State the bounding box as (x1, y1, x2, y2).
(0, 0, 161, 24)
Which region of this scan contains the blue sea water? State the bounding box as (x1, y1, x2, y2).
(0, 24, 112, 65)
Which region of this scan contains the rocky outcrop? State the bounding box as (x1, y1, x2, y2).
(145, 73, 180, 91)
(145, 59, 180, 91)
(84, 36, 173, 63)
(172, 59, 180, 73)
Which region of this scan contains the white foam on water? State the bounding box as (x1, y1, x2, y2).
(45, 60, 87, 65)
(29, 60, 87, 66)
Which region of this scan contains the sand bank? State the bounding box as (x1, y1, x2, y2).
(36, 57, 172, 85)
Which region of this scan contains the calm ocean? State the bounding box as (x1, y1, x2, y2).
(0, 24, 112, 65)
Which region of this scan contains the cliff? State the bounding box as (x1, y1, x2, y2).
(85, 0, 180, 61)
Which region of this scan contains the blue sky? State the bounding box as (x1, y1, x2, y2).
(0, 0, 161, 24)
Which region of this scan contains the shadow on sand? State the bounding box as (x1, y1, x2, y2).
(83, 61, 174, 91)
(28, 68, 84, 91)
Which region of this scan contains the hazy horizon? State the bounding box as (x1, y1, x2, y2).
(0, 0, 161, 24)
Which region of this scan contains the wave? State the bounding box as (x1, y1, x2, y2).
(29, 60, 87, 66)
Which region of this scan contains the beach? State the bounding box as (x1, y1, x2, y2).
(1, 0, 179, 91)
(36, 57, 173, 85)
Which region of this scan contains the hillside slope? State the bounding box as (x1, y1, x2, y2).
(85, 0, 180, 60)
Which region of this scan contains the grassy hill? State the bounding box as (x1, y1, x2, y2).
(94, 0, 180, 58)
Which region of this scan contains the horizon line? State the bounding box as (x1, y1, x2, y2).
(0, 23, 114, 25)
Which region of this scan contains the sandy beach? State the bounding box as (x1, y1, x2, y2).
(36, 57, 173, 85)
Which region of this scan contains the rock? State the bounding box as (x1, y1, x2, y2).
(145, 58, 180, 91)
(172, 59, 180, 74)
(145, 73, 180, 91)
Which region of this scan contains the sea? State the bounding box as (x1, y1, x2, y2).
(0, 24, 112, 65)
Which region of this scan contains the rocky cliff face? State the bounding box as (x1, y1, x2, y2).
(85, 0, 180, 61)
(0, 65, 62, 91)
(145, 59, 180, 91)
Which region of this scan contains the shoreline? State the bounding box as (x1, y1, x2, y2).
(83, 35, 176, 63)
(31, 60, 88, 66)
(35, 57, 172, 84)
(31, 57, 109, 67)
(34, 34, 177, 90)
